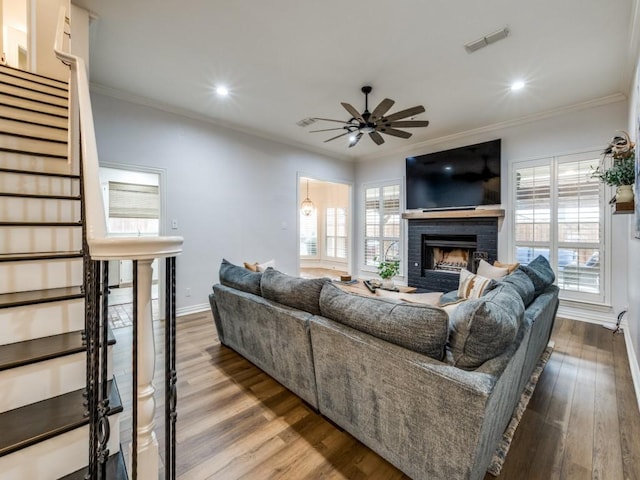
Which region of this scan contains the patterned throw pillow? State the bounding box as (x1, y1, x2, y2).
(458, 269, 493, 299)
(243, 261, 259, 272)
(494, 260, 520, 274)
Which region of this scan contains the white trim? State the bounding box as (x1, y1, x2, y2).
(624, 326, 640, 415)
(557, 302, 617, 325)
(177, 303, 210, 317)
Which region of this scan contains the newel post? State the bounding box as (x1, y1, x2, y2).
(131, 259, 159, 479)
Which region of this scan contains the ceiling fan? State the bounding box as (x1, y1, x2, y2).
(309, 86, 429, 148)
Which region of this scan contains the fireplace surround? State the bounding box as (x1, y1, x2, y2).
(405, 212, 501, 292)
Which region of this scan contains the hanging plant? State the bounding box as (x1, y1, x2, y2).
(591, 132, 636, 187)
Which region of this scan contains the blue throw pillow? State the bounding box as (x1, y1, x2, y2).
(499, 269, 536, 307)
(519, 255, 555, 296)
(219, 259, 262, 296)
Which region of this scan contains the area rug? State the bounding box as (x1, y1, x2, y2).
(487, 341, 555, 476)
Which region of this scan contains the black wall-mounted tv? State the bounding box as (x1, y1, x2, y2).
(406, 139, 501, 210)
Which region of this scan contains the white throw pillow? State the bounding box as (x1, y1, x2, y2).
(256, 259, 276, 272)
(476, 259, 509, 279)
(458, 268, 493, 299)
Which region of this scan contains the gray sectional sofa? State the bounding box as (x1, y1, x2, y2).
(209, 257, 559, 480)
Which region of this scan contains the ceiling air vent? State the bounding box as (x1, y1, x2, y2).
(296, 117, 316, 127)
(465, 27, 509, 53)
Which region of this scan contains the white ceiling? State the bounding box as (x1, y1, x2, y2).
(74, 0, 637, 161)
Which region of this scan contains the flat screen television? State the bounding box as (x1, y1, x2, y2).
(406, 139, 501, 210)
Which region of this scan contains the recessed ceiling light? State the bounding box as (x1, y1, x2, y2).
(511, 80, 525, 91)
(215, 85, 229, 97)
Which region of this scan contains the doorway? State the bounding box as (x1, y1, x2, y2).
(99, 165, 164, 328)
(298, 176, 352, 279)
(2, 0, 28, 68)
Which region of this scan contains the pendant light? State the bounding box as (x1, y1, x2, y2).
(300, 179, 314, 216)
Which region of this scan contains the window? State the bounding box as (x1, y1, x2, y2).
(513, 152, 606, 303)
(300, 209, 318, 257)
(108, 181, 159, 235)
(326, 207, 347, 258)
(364, 183, 401, 268)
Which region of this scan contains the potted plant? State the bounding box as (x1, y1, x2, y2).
(377, 258, 400, 289)
(591, 132, 636, 203)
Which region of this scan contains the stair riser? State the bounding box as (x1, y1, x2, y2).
(0, 258, 83, 294)
(0, 93, 68, 117)
(0, 105, 67, 129)
(0, 66, 68, 90)
(0, 298, 84, 345)
(0, 73, 69, 98)
(0, 133, 67, 157)
(1, 84, 67, 108)
(0, 348, 113, 413)
(0, 225, 82, 254)
(0, 117, 68, 142)
(0, 152, 73, 174)
(0, 196, 79, 223)
(0, 171, 78, 197)
(0, 414, 121, 480)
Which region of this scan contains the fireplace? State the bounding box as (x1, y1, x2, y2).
(406, 216, 499, 292)
(423, 235, 477, 273)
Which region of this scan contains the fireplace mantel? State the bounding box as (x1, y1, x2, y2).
(402, 209, 505, 220)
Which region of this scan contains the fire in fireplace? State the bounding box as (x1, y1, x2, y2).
(423, 235, 477, 274)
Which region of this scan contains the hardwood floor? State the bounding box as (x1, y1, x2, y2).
(112, 313, 640, 479)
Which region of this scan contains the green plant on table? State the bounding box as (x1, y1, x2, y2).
(376, 258, 400, 280)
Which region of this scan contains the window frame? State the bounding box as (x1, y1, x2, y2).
(362, 179, 404, 275)
(325, 206, 347, 259)
(509, 150, 611, 305)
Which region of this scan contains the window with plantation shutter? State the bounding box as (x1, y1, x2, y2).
(326, 207, 347, 259)
(513, 151, 606, 303)
(300, 210, 318, 257)
(364, 183, 402, 269)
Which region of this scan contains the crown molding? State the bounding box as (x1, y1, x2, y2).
(89, 83, 353, 163)
(356, 93, 628, 163)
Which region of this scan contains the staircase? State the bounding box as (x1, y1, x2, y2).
(0, 64, 126, 479)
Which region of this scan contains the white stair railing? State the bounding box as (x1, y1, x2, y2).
(54, 7, 183, 479)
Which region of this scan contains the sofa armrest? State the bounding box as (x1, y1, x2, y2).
(209, 290, 224, 345)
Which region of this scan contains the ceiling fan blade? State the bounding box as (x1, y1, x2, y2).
(386, 120, 430, 128)
(349, 132, 363, 148)
(312, 117, 351, 124)
(324, 131, 353, 143)
(370, 98, 395, 121)
(310, 127, 348, 133)
(341, 102, 365, 122)
(379, 127, 412, 139)
(381, 105, 426, 123)
(369, 131, 385, 145)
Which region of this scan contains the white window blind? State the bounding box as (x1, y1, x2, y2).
(326, 207, 347, 258)
(364, 183, 401, 267)
(109, 182, 159, 219)
(513, 153, 605, 302)
(300, 210, 318, 257)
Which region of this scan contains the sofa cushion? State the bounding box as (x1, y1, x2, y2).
(319, 283, 448, 360)
(219, 259, 262, 296)
(260, 268, 328, 315)
(519, 255, 555, 296)
(498, 269, 536, 307)
(448, 283, 524, 369)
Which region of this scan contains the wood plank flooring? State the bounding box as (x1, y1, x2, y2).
(112, 313, 640, 479)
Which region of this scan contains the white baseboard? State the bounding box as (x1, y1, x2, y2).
(557, 303, 617, 326)
(177, 303, 209, 317)
(624, 328, 640, 415)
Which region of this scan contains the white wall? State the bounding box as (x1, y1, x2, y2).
(32, 0, 68, 80)
(355, 99, 629, 321)
(90, 92, 354, 313)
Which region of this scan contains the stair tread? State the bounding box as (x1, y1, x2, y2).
(0, 101, 68, 120)
(0, 378, 122, 458)
(0, 167, 77, 178)
(0, 328, 116, 372)
(0, 80, 68, 100)
(0, 221, 81, 227)
(0, 146, 67, 160)
(0, 286, 83, 308)
(0, 251, 83, 262)
(0, 114, 68, 131)
(0, 192, 79, 200)
(0, 130, 68, 144)
(0, 91, 68, 110)
(0, 65, 68, 88)
(60, 449, 128, 480)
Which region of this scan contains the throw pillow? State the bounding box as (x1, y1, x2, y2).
(494, 260, 520, 274)
(243, 262, 259, 272)
(319, 283, 448, 360)
(219, 259, 262, 297)
(477, 259, 509, 279)
(458, 269, 493, 299)
(260, 268, 328, 315)
(496, 269, 536, 307)
(519, 255, 555, 296)
(448, 283, 524, 369)
(257, 259, 276, 272)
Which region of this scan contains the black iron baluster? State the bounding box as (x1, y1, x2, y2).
(84, 259, 98, 480)
(97, 260, 111, 478)
(132, 260, 139, 480)
(165, 257, 177, 479)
